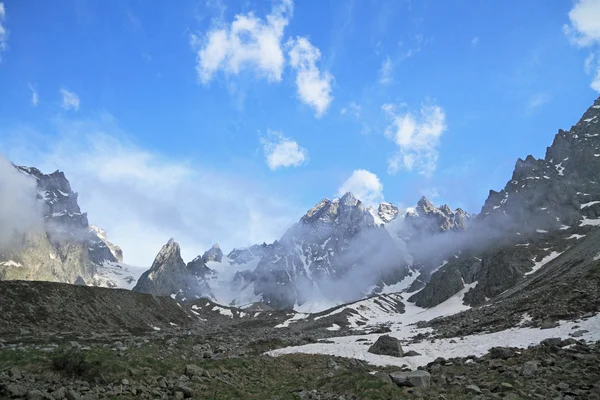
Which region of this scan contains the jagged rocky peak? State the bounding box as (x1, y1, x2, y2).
(404, 196, 471, 237)
(227, 243, 272, 265)
(202, 243, 223, 263)
(378, 202, 399, 223)
(133, 238, 213, 300)
(89, 225, 123, 262)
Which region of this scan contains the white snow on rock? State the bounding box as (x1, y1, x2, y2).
(567, 234, 586, 240)
(0, 260, 23, 268)
(268, 314, 600, 368)
(326, 324, 341, 331)
(580, 217, 600, 227)
(275, 312, 309, 328)
(525, 251, 563, 276)
(536, 229, 548, 233)
(93, 261, 146, 290)
(581, 201, 600, 209)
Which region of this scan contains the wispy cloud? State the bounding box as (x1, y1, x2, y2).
(564, 0, 600, 92)
(337, 169, 383, 207)
(379, 56, 393, 85)
(261, 130, 308, 170)
(28, 83, 38, 107)
(0, 2, 8, 60)
(287, 37, 334, 117)
(3, 115, 300, 265)
(382, 102, 447, 177)
(340, 101, 361, 118)
(526, 92, 551, 112)
(60, 89, 80, 111)
(471, 36, 479, 47)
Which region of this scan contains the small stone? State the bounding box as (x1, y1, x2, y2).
(489, 347, 515, 359)
(389, 370, 431, 388)
(9, 366, 23, 380)
(404, 350, 421, 357)
(374, 372, 392, 384)
(465, 385, 482, 394)
(52, 387, 67, 400)
(494, 382, 514, 393)
(327, 359, 340, 370)
(540, 320, 559, 329)
(541, 337, 562, 347)
(174, 384, 192, 398)
(27, 390, 46, 400)
(521, 361, 538, 376)
(166, 337, 178, 346)
(203, 351, 213, 359)
(174, 392, 185, 400)
(570, 329, 589, 338)
(121, 378, 129, 385)
(66, 389, 81, 400)
(349, 358, 366, 371)
(20, 328, 31, 335)
(7, 384, 28, 397)
(185, 364, 203, 377)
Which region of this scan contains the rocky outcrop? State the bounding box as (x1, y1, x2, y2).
(89, 225, 123, 262)
(368, 335, 404, 357)
(133, 239, 213, 301)
(377, 202, 399, 223)
(202, 244, 223, 263)
(0, 166, 120, 285)
(412, 95, 600, 308)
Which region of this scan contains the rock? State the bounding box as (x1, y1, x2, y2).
(174, 392, 185, 400)
(185, 364, 203, 378)
(404, 350, 421, 357)
(367, 335, 404, 357)
(570, 329, 589, 337)
(521, 361, 538, 376)
(389, 370, 431, 388)
(494, 382, 514, 393)
(489, 347, 515, 359)
(327, 359, 340, 370)
(9, 366, 23, 380)
(540, 321, 559, 329)
(66, 389, 81, 400)
(203, 351, 213, 359)
(174, 384, 192, 398)
(166, 337, 178, 346)
(20, 328, 31, 335)
(121, 378, 129, 385)
(27, 390, 46, 400)
(465, 384, 482, 394)
(374, 372, 392, 384)
(52, 387, 67, 400)
(541, 337, 562, 347)
(349, 358, 366, 371)
(7, 384, 28, 397)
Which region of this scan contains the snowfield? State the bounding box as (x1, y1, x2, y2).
(268, 313, 600, 368)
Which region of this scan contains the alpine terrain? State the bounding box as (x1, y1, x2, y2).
(1, 95, 600, 399)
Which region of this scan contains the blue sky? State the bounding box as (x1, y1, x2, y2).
(1, 0, 600, 265)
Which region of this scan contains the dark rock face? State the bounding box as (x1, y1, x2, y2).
(367, 335, 404, 357)
(133, 239, 213, 301)
(202, 244, 223, 263)
(389, 370, 431, 388)
(412, 95, 600, 308)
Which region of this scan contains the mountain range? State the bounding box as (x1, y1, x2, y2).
(1, 96, 600, 315)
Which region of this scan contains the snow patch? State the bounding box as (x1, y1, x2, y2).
(525, 251, 563, 276)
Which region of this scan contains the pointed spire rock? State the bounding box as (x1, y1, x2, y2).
(202, 243, 224, 263)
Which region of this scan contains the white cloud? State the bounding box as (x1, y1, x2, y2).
(471, 37, 479, 47)
(564, 0, 600, 92)
(0, 2, 8, 60)
(287, 37, 334, 117)
(261, 130, 308, 170)
(382, 103, 447, 177)
(191, 0, 293, 83)
(3, 115, 301, 266)
(337, 169, 384, 207)
(379, 56, 393, 84)
(28, 83, 38, 107)
(340, 101, 361, 117)
(60, 89, 80, 111)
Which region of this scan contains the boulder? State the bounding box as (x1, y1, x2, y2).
(389, 370, 431, 388)
(368, 335, 404, 357)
